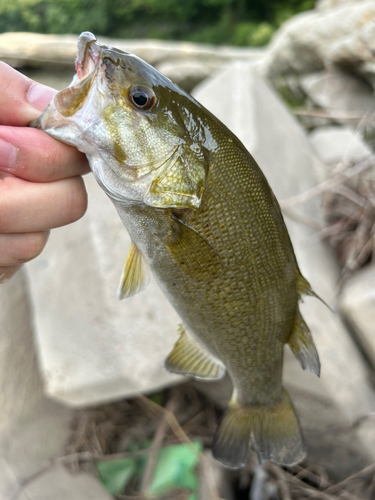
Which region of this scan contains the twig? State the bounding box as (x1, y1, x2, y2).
(265, 463, 338, 500)
(280, 156, 375, 209)
(138, 395, 197, 450)
(282, 207, 323, 230)
(200, 453, 223, 500)
(344, 234, 374, 273)
(331, 185, 367, 208)
(270, 464, 292, 500)
(138, 395, 225, 500)
(6, 464, 53, 500)
(325, 463, 375, 494)
(293, 109, 363, 120)
(140, 399, 176, 495)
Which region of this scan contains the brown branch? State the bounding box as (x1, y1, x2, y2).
(293, 108, 363, 120)
(280, 156, 375, 209)
(325, 463, 375, 494)
(281, 207, 323, 230)
(140, 399, 176, 495)
(265, 463, 338, 500)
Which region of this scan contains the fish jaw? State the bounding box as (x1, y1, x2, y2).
(30, 32, 216, 209)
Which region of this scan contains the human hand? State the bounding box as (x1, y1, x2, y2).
(0, 62, 89, 283)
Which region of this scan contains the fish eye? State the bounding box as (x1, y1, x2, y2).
(128, 86, 156, 111)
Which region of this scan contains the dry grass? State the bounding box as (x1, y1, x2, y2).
(62, 384, 375, 500)
(7, 382, 375, 500)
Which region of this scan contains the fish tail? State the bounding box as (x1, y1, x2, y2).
(212, 389, 305, 468)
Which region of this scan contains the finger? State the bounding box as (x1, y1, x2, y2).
(0, 265, 23, 284)
(0, 231, 49, 266)
(0, 126, 89, 182)
(0, 175, 87, 232)
(0, 62, 56, 126)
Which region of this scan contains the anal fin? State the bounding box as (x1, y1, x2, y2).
(165, 324, 226, 380)
(117, 242, 150, 299)
(288, 309, 320, 377)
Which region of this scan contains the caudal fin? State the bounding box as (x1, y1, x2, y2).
(212, 389, 305, 468)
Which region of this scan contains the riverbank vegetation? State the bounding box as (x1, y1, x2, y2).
(0, 0, 315, 46)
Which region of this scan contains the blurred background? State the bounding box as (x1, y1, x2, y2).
(0, 0, 314, 46)
(1, 1, 375, 499)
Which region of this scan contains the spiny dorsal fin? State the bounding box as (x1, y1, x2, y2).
(117, 242, 150, 300)
(165, 324, 226, 380)
(288, 309, 320, 377)
(297, 272, 334, 313)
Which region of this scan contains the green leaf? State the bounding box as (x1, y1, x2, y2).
(96, 458, 138, 495)
(147, 442, 202, 497)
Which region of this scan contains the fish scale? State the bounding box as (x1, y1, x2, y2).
(31, 31, 323, 468)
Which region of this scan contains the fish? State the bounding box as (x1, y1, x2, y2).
(31, 31, 323, 468)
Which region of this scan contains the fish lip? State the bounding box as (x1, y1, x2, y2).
(75, 31, 104, 81)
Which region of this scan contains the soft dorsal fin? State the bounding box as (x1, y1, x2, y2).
(288, 309, 320, 377)
(165, 324, 226, 380)
(297, 271, 334, 313)
(117, 242, 150, 299)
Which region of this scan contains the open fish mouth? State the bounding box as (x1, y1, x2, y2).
(75, 32, 104, 81)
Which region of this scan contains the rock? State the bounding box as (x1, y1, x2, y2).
(0, 270, 42, 437)
(0, 270, 75, 497)
(0, 32, 263, 70)
(317, 0, 367, 11)
(26, 174, 184, 407)
(18, 465, 113, 500)
(340, 263, 375, 370)
(156, 59, 224, 93)
(193, 62, 375, 470)
(0, 458, 18, 499)
(300, 70, 375, 127)
(308, 125, 373, 183)
(261, 1, 375, 79)
(327, 22, 375, 88)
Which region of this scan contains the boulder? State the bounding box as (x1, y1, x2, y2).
(308, 125, 373, 184)
(156, 59, 224, 93)
(300, 70, 375, 127)
(340, 263, 375, 370)
(261, 0, 375, 79)
(18, 465, 113, 500)
(317, 0, 367, 11)
(26, 174, 184, 407)
(193, 62, 375, 469)
(327, 22, 375, 88)
(0, 32, 263, 70)
(0, 270, 74, 497)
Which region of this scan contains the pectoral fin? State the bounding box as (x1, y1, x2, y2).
(165, 324, 226, 380)
(163, 214, 223, 279)
(288, 309, 320, 377)
(144, 145, 208, 209)
(117, 242, 150, 299)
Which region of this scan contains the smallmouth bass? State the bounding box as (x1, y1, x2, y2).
(31, 32, 323, 468)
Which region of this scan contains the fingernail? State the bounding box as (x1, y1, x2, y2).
(0, 138, 19, 171)
(26, 82, 56, 111)
(0, 265, 23, 284)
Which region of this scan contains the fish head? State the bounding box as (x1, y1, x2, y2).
(31, 32, 218, 209)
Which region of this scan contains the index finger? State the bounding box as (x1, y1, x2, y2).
(0, 61, 56, 126)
